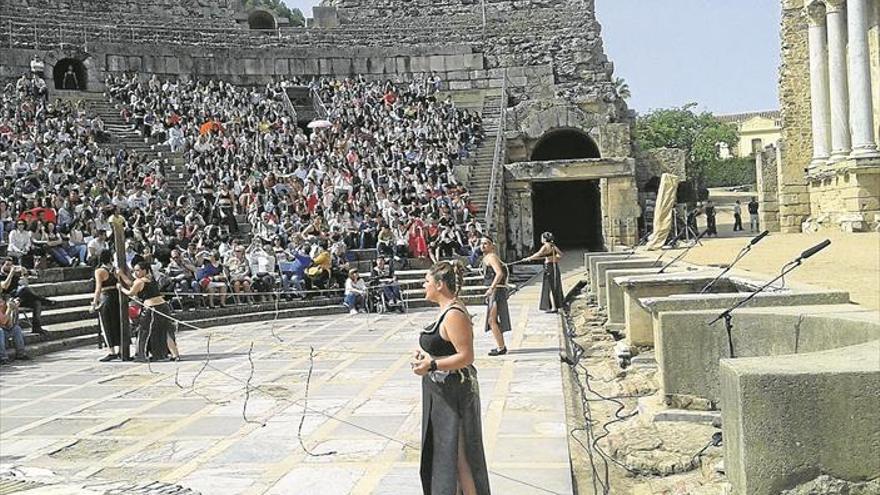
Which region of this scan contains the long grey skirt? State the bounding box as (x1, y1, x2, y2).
(484, 287, 512, 334)
(421, 367, 491, 495)
(539, 262, 564, 311)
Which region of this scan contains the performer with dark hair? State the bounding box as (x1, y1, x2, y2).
(412, 260, 491, 495)
(118, 261, 179, 362)
(522, 231, 564, 313)
(480, 237, 511, 356)
(91, 250, 128, 361)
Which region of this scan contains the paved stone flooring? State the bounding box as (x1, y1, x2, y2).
(0, 273, 574, 494)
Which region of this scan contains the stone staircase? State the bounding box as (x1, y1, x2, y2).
(53, 89, 189, 194)
(458, 93, 503, 225)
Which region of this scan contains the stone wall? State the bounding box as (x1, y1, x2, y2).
(2, 0, 235, 19)
(634, 147, 686, 190)
(806, 161, 880, 231)
(756, 145, 781, 232)
(778, 0, 812, 233)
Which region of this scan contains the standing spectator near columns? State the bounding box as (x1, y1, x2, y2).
(704, 200, 717, 237)
(748, 197, 759, 233)
(733, 200, 744, 232)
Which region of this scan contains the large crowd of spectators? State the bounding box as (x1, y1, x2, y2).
(2, 70, 486, 317)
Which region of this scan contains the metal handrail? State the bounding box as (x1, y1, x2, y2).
(281, 87, 298, 124)
(484, 70, 508, 236)
(311, 87, 329, 120)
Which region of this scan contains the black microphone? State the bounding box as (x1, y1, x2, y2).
(749, 230, 770, 246)
(798, 239, 831, 261)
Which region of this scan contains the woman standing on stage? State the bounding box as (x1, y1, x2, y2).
(91, 250, 128, 362)
(523, 232, 564, 313)
(412, 261, 491, 495)
(118, 261, 179, 362)
(481, 237, 511, 357)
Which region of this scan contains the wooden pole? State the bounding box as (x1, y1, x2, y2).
(110, 214, 131, 360)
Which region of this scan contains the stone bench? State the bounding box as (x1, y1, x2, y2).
(721, 339, 880, 495)
(653, 303, 875, 408)
(613, 270, 732, 347)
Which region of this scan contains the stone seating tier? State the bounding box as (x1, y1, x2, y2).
(7, 253, 489, 359)
(2, 9, 597, 51)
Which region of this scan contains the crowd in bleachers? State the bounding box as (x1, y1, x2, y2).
(2, 72, 487, 315)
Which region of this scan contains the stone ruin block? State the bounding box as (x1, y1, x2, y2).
(654, 302, 874, 408)
(721, 340, 880, 495)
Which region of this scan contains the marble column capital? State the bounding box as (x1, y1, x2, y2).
(805, 0, 827, 24)
(825, 0, 846, 13)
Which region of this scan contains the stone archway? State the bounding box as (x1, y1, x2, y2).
(53, 58, 88, 90)
(531, 128, 601, 161)
(248, 9, 277, 30)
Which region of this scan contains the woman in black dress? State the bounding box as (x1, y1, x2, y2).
(91, 250, 128, 361)
(523, 232, 564, 313)
(411, 261, 491, 495)
(481, 237, 511, 356)
(118, 261, 179, 362)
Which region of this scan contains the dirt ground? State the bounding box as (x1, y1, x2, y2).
(655, 190, 880, 311)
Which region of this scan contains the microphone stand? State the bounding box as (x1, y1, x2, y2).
(708, 239, 831, 358)
(658, 230, 707, 274)
(700, 230, 769, 294)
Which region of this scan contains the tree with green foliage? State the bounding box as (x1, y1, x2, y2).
(242, 0, 305, 26)
(614, 77, 631, 100)
(634, 103, 749, 195)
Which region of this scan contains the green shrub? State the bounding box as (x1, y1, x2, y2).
(703, 157, 756, 188)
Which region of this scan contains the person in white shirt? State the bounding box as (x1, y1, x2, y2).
(87, 230, 108, 265)
(8, 221, 34, 267)
(344, 268, 367, 315)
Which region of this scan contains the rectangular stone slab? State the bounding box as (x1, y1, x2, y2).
(720, 339, 880, 495)
(595, 259, 664, 308)
(618, 271, 726, 346)
(657, 304, 879, 407)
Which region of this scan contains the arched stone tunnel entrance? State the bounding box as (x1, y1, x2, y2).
(531, 128, 601, 161)
(53, 58, 87, 90)
(530, 129, 604, 249)
(532, 180, 604, 250)
(248, 10, 277, 30)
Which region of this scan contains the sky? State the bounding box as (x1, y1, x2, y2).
(283, 0, 781, 115)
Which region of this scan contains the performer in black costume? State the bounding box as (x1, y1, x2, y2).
(412, 261, 491, 495)
(91, 250, 129, 361)
(522, 232, 564, 313)
(480, 237, 511, 356)
(118, 261, 179, 362)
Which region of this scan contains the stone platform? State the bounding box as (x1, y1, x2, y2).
(0, 278, 573, 494)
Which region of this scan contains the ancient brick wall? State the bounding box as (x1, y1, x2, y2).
(777, 0, 812, 232)
(2, 0, 235, 19)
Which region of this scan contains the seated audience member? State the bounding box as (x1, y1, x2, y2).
(344, 268, 368, 315)
(0, 259, 56, 334)
(372, 256, 403, 311)
(0, 297, 30, 364)
(7, 221, 33, 268)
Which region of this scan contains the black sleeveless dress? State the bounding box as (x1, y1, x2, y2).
(419, 306, 491, 495)
(135, 278, 172, 360)
(97, 267, 127, 347)
(483, 262, 512, 334)
(539, 244, 564, 311)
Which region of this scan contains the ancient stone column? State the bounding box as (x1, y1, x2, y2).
(806, 2, 832, 166)
(826, 0, 852, 162)
(846, 0, 880, 157)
